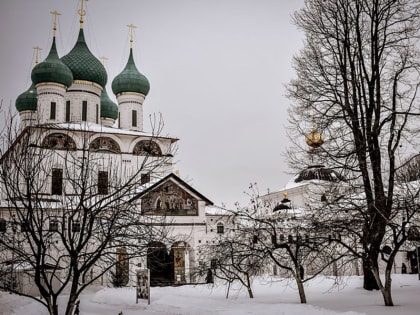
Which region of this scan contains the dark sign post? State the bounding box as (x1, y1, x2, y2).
(417, 247, 420, 280)
(136, 269, 150, 305)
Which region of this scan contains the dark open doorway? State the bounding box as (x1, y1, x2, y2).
(147, 242, 173, 286)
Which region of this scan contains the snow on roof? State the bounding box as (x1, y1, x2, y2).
(284, 176, 308, 190)
(205, 205, 232, 216)
(284, 166, 344, 191)
(38, 122, 179, 142)
(0, 199, 63, 210)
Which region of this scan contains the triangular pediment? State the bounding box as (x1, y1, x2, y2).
(135, 173, 212, 215)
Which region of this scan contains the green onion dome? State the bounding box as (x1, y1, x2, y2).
(15, 83, 38, 112)
(61, 29, 107, 88)
(100, 88, 118, 120)
(112, 48, 150, 96)
(31, 38, 73, 87)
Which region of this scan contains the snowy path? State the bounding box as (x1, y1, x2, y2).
(1, 275, 420, 315)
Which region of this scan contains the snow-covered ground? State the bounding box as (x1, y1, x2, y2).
(1, 274, 420, 315)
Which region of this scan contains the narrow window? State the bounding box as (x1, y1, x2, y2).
(21, 221, 29, 232)
(118, 113, 121, 129)
(210, 258, 218, 270)
(82, 101, 88, 121)
(65, 101, 71, 122)
(49, 218, 59, 232)
(271, 234, 276, 245)
(0, 218, 6, 232)
(51, 168, 63, 195)
(132, 110, 137, 127)
(96, 104, 99, 124)
(50, 102, 56, 120)
(98, 171, 109, 195)
(252, 235, 258, 244)
(72, 220, 81, 232)
(216, 222, 224, 234)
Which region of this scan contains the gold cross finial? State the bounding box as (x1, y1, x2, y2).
(33, 46, 42, 64)
(127, 23, 137, 48)
(78, 0, 88, 28)
(100, 56, 108, 65)
(50, 10, 61, 37)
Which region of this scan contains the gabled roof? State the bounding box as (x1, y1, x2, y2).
(132, 173, 213, 206)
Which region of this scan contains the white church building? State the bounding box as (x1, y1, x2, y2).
(0, 4, 230, 292)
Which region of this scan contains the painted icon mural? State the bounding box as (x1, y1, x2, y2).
(141, 181, 198, 215)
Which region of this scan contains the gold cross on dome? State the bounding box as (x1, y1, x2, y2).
(127, 23, 137, 48)
(100, 56, 108, 65)
(50, 10, 61, 36)
(78, 0, 89, 28)
(33, 46, 42, 64)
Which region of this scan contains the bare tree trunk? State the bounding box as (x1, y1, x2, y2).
(226, 281, 231, 299)
(47, 299, 59, 315)
(363, 259, 379, 291)
(246, 274, 254, 299)
(66, 291, 80, 315)
(65, 268, 80, 315)
(371, 265, 394, 306)
(296, 278, 307, 304)
(382, 269, 394, 307)
(293, 266, 306, 304)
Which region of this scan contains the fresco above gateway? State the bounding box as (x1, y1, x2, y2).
(141, 181, 198, 216)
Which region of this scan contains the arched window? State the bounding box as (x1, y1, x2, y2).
(90, 137, 121, 154)
(133, 140, 162, 156)
(217, 222, 224, 234)
(42, 133, 76, 150)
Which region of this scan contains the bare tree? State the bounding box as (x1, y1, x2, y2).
(242, 184, 351, 304)
(0, 112, 175, 315)
(202, 239, 264, 299)
(287, 0, 420, 306)
(202, 184, 349, 304)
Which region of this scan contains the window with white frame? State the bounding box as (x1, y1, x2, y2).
(216, 222, 224, 234)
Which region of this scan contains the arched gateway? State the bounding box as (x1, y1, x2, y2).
(147, 241, 191, 286)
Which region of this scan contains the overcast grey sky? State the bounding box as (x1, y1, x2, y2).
(0, 0, 305, 208)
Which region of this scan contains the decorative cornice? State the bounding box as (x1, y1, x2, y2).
(117, 91, 145, 97)
(35, 82, 66, 89)
(73, 80, 103, 90)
